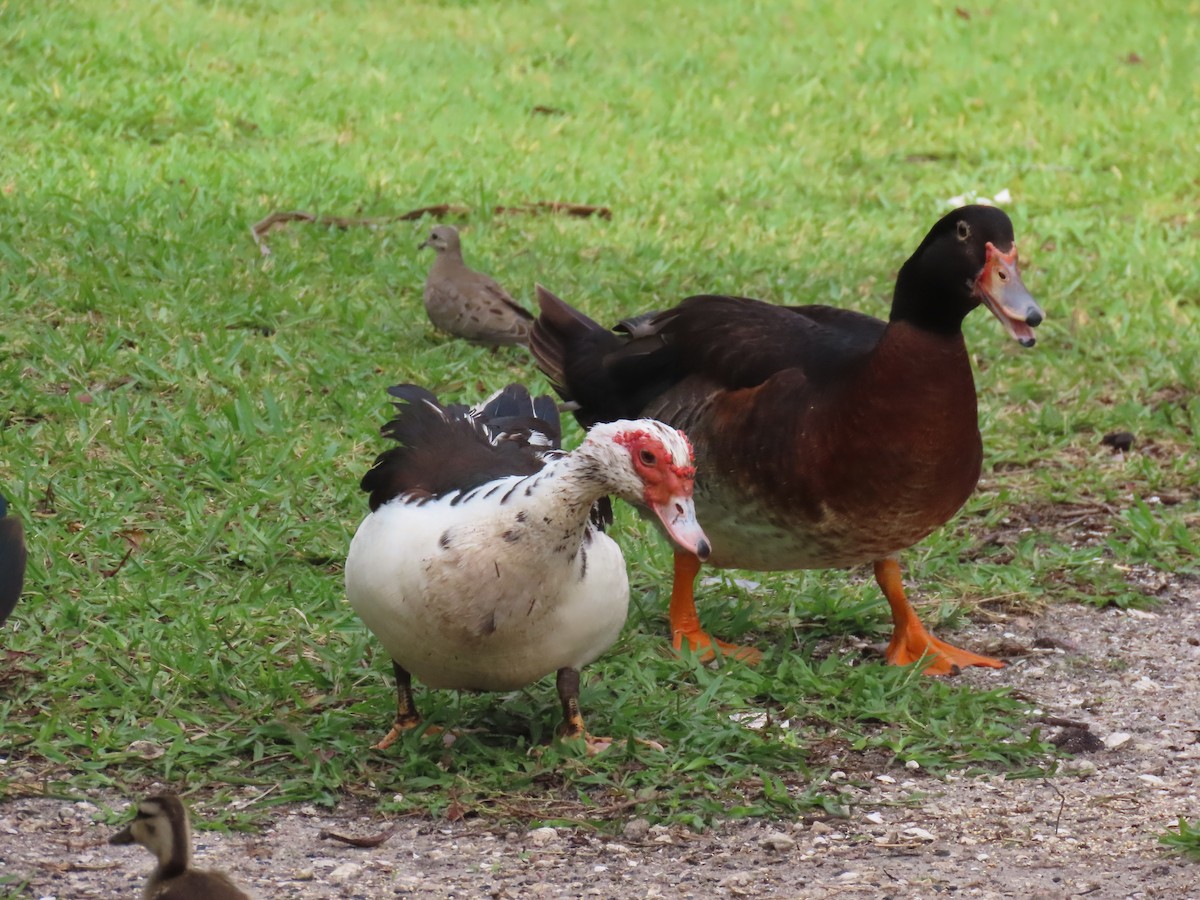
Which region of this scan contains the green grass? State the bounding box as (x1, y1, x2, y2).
(1161, 818, 1200, 860)
(2, 0, 1197, 827)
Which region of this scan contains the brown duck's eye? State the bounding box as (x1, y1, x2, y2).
(956, 220, 970, 241)
(639, 449, 657, 466)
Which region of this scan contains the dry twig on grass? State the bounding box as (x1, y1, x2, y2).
(250, 201, 612, 255)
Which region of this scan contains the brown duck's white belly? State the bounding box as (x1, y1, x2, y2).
(345, 489, 629, 691)
(693, 481, 955, 571)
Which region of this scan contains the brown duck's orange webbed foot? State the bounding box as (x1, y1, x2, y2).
(670, 629, 763, 664)
(874, 558, 1004, 676)
(668, 551, 762, 665)
(886, 626, 1005, 675)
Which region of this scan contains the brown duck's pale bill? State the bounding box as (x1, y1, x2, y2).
(650, 495, 712, 561)
(976, 241, 1043, 348)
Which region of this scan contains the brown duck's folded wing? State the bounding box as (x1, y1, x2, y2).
(602, 295, 888, 412)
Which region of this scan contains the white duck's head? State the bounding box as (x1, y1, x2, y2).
(578, 419, 710, 561)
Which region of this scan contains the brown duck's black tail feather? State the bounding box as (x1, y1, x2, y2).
(530, 285, 643, 427)
(529, 284, 606, 399)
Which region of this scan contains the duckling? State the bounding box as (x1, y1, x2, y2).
(110, 794, 251, 900)
(0, 493, 26, 626)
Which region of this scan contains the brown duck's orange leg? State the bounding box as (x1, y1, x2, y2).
(874, 558, 1004, 676)
(669, 551, 761, 664)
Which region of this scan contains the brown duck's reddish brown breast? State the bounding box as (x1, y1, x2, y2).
(675, 321, 983, 571)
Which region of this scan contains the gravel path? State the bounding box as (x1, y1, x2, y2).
(3, 579, 1197, 899)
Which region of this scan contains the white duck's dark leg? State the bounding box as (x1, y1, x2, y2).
(555, 667, 665, 755)
(374, 660, 422, 750)
(555, 667, 586, 740)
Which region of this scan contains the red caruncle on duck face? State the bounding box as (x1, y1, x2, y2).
(613, 426, 710, 561)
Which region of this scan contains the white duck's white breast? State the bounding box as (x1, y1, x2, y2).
(345, 478, 629, 691)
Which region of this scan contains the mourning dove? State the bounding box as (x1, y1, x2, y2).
(419, 225, 533, 346)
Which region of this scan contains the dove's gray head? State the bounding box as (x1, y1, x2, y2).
(419, 225, 462, 254)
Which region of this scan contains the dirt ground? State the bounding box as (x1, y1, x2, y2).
(3, 578, 1198, 899)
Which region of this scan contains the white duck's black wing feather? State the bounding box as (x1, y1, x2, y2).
(362, 384, 562, 511)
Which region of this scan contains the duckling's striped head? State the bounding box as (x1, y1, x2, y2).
(111, 793, 191, 876)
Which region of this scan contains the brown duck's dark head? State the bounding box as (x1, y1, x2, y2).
(892, 205, 1043, 347)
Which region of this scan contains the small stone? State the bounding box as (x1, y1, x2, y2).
(865, 812, 885, 825)
(1104, 732, 1132, 750)
(528, 826, 559, 846)
(1064, 759, 1098, 777)
(719, 872, 753, 888)
(905, 760, 920, 770)
(1138, 774, 1167, 787)
(328, 863, 362, 883)
(810, 821, 833, 835)
(622, 818, 651, 841)
(829, 770, 847, 781)
(902, 827, 936, 841)
(875, 774, 897, 784)
(761, 832, 797, 852)
(1100, 431, 1135, 452)
(126, 740, 164, 761)
(835, 870, 861, 883)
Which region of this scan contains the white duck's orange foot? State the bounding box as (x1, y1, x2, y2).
(558, 730, 667, 756)
(373, 714, 435, 751)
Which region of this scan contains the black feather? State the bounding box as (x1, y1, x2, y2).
(0, 494, 26, 627)
(361, 384, 562, 511)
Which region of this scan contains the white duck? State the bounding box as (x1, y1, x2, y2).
(345, 383, 709, 752)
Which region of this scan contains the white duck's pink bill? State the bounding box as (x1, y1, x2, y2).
(651, 495, 711, 561)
